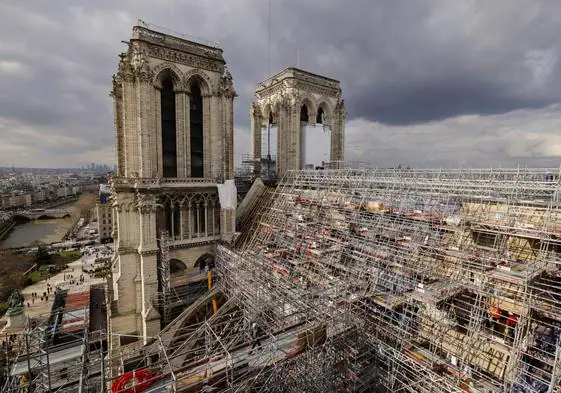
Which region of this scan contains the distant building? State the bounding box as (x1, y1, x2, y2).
(96, 184, 112, 243)
(8, 193, 32, 208)
(32, 190, 46, 203)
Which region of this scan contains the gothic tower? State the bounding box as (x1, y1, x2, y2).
(108, 22, 236, 346)
(251, 68, 346, 178)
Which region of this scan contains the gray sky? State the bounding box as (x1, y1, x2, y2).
(1, 0, 561, 168)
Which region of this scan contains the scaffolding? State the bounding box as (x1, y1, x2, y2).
(149, 167, 561, 393)
(3, 309, 104, 393)
(159, 229, 172, 327)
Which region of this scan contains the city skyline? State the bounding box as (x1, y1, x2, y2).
(1, 1, 561, 168)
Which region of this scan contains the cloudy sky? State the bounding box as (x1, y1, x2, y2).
(1, 0, 561, 168)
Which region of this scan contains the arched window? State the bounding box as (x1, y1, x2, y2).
(316, 107, 325, 124)
(300, 105, 309, 122)
(269, 111, 274, 125)
(169, 259, 186, 276)
(194, 254, 215, 271)
(161, 77, 177, 178)
(190, 84, 204, 178)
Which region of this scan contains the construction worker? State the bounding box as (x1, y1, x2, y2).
(249, 322, 263, 355)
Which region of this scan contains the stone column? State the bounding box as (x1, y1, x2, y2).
(179, 202, 184, 239)
(111, 79, 125, 176)
(331, 100, 346, 165)
(300, 120, 306, 169)
(137, 76, 154, 178)
(175, 89, 186, 177)
(250, 103, 262, 175)
(155, 86, 163, 177)
(224, 94, 235, 180)
(149, 85, 159, 177)
(195, 202, 201, 237)
(170, 205, 175, 240)
(210, 94, 221, 180)
(202, 93, 212, 178)
(204, 201, 209, 237)
(122, 76, 139, 177)
(277, 101, 289, 179)
(184, 93, 191, 177)
(187, 202, 192, 239)
(211, 203, 215, 236)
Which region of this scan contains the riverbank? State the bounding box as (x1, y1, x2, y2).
(0, 193, 95, 249)
(0, 219, 15, 241)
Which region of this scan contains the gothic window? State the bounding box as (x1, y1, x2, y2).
(300, 104, 309, 122)
(316, 107, 324, 124)
(192, 203, 206, 236)
(190, 84, 204, 178)
(161, 77, 177, 178)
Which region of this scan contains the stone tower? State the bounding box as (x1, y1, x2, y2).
(108, 22, 236, 345)
(250, 68, 346, 178)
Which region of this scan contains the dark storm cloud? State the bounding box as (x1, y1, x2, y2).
(0, 0, 561, 167)
(263, 0, 561, 124)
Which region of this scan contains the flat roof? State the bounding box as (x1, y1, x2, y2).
(256, 67, 341, 94)
(131, 24, 225, 62)
(270, 67, 340, 84)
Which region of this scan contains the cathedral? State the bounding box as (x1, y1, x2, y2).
(107, 22, 345, 347)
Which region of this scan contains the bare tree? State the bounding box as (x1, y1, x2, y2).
(57, 192, 97, 238)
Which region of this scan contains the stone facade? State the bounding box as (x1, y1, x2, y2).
(96, 203, 113, 243)
(251, 68, 346, 177)
(108, 24, 236, 345)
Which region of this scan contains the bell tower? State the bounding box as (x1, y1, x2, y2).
(250, 68, 346, 178)
(108, 21, 236, 346)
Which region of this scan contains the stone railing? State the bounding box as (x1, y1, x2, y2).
(170, 234, 221, 248)
(112, 177, 218, 188)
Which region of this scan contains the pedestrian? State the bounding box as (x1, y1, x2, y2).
(249, 322, 263, 355)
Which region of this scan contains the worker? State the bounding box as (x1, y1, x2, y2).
(249, 322, 263, 355)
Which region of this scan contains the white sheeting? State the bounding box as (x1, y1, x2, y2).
(217, 180, 237, 209)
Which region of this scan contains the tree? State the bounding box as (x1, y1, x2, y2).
(57, 192, 98, 237)
(36, 245, 51, 264)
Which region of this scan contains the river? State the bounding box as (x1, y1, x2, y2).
(0, 202, 78, 249)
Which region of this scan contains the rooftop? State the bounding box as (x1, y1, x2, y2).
(131, 20, 225, 62)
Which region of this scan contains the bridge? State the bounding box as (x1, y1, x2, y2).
(13, 207, 75, 220)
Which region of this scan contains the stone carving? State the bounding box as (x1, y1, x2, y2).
(147, 46, 223, 73)
(110, 74, 122, 98)
(135, 25, 224, 61)
(219, 67, 236, 98)
(251, 101, 261, 117)
(136, 193, 160, 213)
(130, 47, 146, 73)
(128, 47, 154, 82)
(336, 99, 347, 118)
(7, 290, 23, 313)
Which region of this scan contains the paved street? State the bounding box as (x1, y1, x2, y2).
(0, 255, 106, 331)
